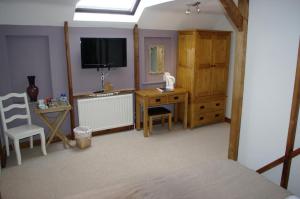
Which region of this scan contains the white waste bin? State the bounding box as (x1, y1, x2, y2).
(73, 126, 92, 149)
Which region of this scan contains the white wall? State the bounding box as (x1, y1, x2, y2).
(139, 10, 226, 30)
(0, 0, 231, 30)
(238, 0, 300, 196)
(0, 1, 135, 28)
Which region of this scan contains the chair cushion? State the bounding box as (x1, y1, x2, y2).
(6, 124, 44, 139)
(148, 107, 171, 116)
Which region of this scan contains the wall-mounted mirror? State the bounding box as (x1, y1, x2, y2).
(149, 45, 165, 74)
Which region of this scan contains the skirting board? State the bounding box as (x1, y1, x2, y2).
(9, 125, 134, 150)
(225, 117, 231, 123)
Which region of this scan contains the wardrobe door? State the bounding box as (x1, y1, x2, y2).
(178, 33, 195, 68)
(211, 33, 230, 96)
(194, 32, 213, 97)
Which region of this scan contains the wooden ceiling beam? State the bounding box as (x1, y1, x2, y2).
(219, 0, 244, 31)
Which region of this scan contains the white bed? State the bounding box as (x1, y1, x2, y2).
(65, 160, 290, 199)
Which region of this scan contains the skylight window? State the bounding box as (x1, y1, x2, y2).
(74, 0, 174, 23)
(76, 0, 141, 15)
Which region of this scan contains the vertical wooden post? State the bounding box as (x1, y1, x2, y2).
(280, 40, 300, 188)
(133, 24, 140, 90)
(0, 139, 6, 168)
(228, 0, 249, 160)
(64, 21, 75, 137)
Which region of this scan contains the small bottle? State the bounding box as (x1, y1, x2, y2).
(60, 93, 68, 104)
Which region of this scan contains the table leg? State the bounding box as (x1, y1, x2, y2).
(184, 93, 188, 128)
(136, 97, 141, 130)
(39, 110, 69, 146)
(174, 104, 179, 124)
(56, 132, 71, 148)
(39, 114, 60, 145)
(42, 112, 64, 145)
(143, 99, 149, 137)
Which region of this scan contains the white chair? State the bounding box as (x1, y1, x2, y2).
(0, 93, 47, 165)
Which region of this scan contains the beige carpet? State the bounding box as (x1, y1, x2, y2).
(0, 123, 289, 199)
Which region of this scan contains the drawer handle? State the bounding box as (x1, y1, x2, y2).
(200, 105, 205, 109)
(155, 98, 161, 102)
(174, 96, 179, 100)
(200, 116, 204, 120)
(216, 103, 220, 106)
(215, 114, 220, 118)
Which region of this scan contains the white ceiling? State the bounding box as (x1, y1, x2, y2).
(0, 0, 77, 5)
(148, 0, 225, 14)
(0, 0, 236, 30)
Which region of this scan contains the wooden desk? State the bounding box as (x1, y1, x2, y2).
(135, 88, 188, 137)
(34, 103, 72, 148)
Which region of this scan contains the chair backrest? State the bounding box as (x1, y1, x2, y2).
(0, 93, 32, 131)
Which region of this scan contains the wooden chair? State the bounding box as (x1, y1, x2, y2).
(0, 93, 47, 165)
(148, 107, 172, 134)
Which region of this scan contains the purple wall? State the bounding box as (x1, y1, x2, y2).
(68, 27, 134, 93)
(0, 25, 68, 139)
(6, 36, 52, 98)
(139, 29, 178, 89)
(0, 25, 178, 142)
(0, 25, 67, 97)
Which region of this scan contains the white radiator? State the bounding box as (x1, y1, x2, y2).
(77, 94, 133, 132)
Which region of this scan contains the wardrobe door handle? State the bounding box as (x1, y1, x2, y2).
(216, 103, 220, 107)
(215, 114, 220, 118)
(174, 96, 179, 100)
(200, 116, 204, 121)
(155, 98, 161, 102)
(200, 105, 205, 109)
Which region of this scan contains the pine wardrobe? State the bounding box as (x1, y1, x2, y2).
(177, 30, 231, 128)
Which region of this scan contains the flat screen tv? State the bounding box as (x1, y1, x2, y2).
(80, 38, 127, 68)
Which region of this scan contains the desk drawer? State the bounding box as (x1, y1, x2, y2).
(168, 94, 185, 104)
(148, 96, 168, 106)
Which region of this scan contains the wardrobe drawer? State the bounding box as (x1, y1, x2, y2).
(148, 96, 168, 106)
(195, 100, 225, 113)
(193, 112, 211, 126)
(196, 102, 211, 113)
(192, 110, 225, 126)
(210, 100, 225, 111)
(210, 110, 225, 123)
(168, 94, 185, 103)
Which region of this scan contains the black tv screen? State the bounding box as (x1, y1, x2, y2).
(80, 38, 127, 68)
